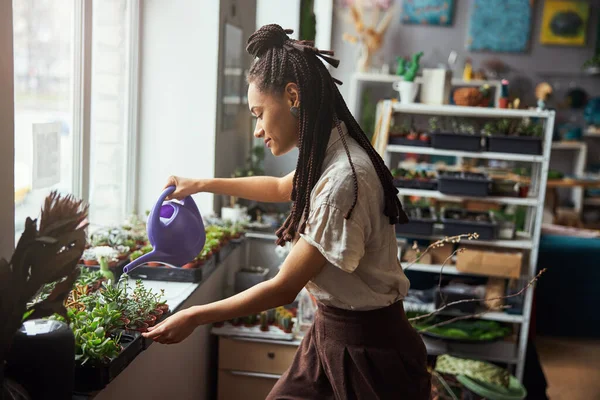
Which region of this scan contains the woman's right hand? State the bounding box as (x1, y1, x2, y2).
(163, 176, 202, 200)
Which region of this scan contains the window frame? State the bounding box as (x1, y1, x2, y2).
(71, 0, 141, 219)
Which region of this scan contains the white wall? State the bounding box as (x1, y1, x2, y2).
(0, 1, 15, 259)
(256, 0, 300, 37)
(136, 0, 220, 217)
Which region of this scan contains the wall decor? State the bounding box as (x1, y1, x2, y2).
(540, 1, 589, 46)
(466, 0, 533, 53)
(401, 0, 454, 26)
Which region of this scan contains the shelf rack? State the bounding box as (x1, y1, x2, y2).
(375, 100, 555, 381)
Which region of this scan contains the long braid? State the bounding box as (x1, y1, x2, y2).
(247, 24, 408, 246)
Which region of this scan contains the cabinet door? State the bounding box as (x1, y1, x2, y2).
(219, 338, 297, 375)
(218, 370, 280, 400)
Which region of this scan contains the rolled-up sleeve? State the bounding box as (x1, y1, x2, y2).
(300, 202, 365, 273)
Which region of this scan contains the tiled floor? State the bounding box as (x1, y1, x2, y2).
(537, 337, 600, 400)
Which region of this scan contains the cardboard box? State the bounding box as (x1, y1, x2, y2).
(456, 247, 522, 279)
(430, 244, 455, 265)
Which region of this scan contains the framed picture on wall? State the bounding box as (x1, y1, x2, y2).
(466, 0, 533, 53)
(401, 0, 454, 26)
(540, 1, 589, 46)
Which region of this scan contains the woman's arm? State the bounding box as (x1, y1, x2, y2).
(165, 170, 294, 203)
(143, 238, 326, 344)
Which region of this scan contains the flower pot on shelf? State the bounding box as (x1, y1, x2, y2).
(393, 80, 419, 104)
(83, 259, 98, 266)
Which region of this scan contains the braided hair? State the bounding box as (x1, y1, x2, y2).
(246, 24, 408, 246)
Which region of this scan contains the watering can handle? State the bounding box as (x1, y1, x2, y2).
(150, 185, 177, 230)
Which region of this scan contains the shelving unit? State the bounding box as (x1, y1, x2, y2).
(550, 141, 587, 213)
(378, 100, 555, 381)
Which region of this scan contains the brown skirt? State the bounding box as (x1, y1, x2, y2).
(267, 301, 431, 400)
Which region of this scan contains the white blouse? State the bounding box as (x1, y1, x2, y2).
(298, 122, 410, 311)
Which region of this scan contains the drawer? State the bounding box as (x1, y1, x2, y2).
(219, 338, 298, 375)
(218, 370, 280, 400)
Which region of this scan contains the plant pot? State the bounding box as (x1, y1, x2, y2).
(431, 132, 483, 152)
(182, 261, 198, 269)
(147, 262, 161, 267)
(5, 319, 74, 399)
(438, 171, 491, 197)
(156, 304, 169, 314)
(393, 177, 438, 191)
(83, 259, 98, 266)
(487, 135, 543, 155)
(145, 315, 157, 327)
(441, 209, 497, 240)
(393, 80, 419, 104)
(126, 322, 149, 333)
(151, 308, 164, 318)
(396, 207, 437, 237)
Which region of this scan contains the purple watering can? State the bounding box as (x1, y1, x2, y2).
(122, 186, 206, 273)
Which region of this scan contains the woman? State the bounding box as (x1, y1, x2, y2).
(143, 24, 431, 399)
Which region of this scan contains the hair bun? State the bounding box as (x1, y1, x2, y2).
(246, 24, 293, 58)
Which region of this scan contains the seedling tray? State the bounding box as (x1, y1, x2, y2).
(388, 136, 430, 147)
(126, 256, 216, 283)
(487, 135, 542, 155)
(73, 331, 143, 393)
(438, 171, 491, 197)
(431, 132, 483, 152)
(393, 177, 438, 191)
(441, 209, 496, 240)
(80, 259, 128, 282)
(396, 207, 437, 236)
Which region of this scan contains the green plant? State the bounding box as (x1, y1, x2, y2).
(69, 307, 121, 365)
(360, 89, 377, 140)
(429, 117, 441, 133)
(482, 122, 496, 137)
(0, 192, 88, 367)
(396, 52, 424, 82)
(299, 0, 316, 41)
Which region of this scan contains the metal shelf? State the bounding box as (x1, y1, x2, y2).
(397, 234, 533, 250)
(392, 103, 554, 119)
(396, 188, 538, 206)
(245, 232, 277, 240)
(404, 301, 525, 324)
(387, 144, 546, 163)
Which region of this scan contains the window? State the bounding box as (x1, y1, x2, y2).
(13, 0, 75, 241)
(12, 0, 139, 237)
(89, 0, 134, 226)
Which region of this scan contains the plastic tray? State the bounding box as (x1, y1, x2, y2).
(431, 132, 483, 152)
(441, 209, 497, 240)
(73, 331, 143, 393)
(388, 136, 430, 147)
(396, 207, 437, 236)
(487, 135, 542, 155)
(126, 256, 216, 283)
(438, 171, 491, 197)
(393, 177, 438, 191)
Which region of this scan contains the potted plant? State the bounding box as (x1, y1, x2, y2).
(393, 51, 423, 104)
(485, 118, 544, 155)
(1, 192, 88, 399)
(438, 170, 491, 197)
(441, 208, 497, 240)
(396, 206, 438, 237)
(82, 249, 99, 266)
(429, 117, 483, 152)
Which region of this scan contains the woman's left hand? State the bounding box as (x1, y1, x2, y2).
(142, 308, 199, 344)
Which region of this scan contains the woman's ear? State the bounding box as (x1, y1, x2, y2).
(284, 82, 300, 107)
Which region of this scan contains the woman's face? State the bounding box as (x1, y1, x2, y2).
(248, 82, 299, 156)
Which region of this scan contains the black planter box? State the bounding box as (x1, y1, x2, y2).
(388, 136, 430, 147)
(438, 171, 491, 197)
(396, 207, 437, 237)
(441, 209, 497, 241)
(74, 331, 143, 393)
(487, 135, 543, 155)
(133, 310, 172, 350)
(126, 256, 216, 283)
(431, 132, 483, 152)
(393, 177, 438, 191)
